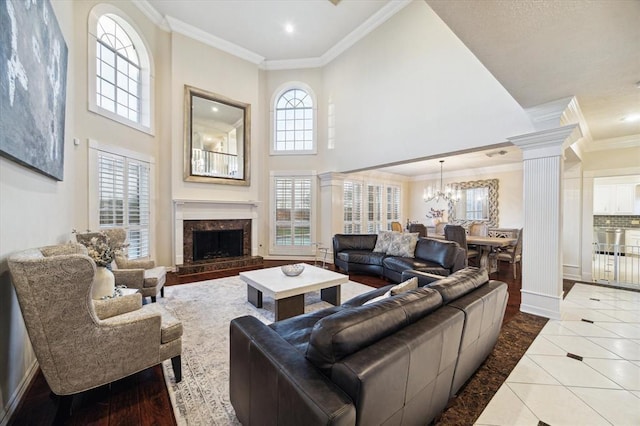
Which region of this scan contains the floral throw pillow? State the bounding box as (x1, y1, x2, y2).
(373, 230, 398, 253)
(386, 232, 419, 257)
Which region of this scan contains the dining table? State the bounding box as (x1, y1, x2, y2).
(429, 233, 516, 274)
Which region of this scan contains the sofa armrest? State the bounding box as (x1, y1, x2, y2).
(452, 246, 467, 272)
(401, 270, 443, 287)
(121, 259, 156, 269)
(230, 316, 356, 426)
(93, 293, 142, 319)
(112, 269, 145, 289)
(341, 285, 394, 307)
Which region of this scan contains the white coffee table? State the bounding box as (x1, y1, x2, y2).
(239, 264, 349, 321)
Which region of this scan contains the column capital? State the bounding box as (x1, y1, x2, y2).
(508, 124, 582, 160)
(318, 172, 347, 187)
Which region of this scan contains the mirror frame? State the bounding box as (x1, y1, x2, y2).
(183, 85, 251, 185)
(448, 179, 499, 227)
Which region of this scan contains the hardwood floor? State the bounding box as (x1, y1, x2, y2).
(9, 260, 527, 425)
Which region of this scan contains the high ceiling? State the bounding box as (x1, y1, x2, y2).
(140, 0, 640, 174)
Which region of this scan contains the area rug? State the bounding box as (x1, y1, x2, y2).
(159, 277, 373, 426)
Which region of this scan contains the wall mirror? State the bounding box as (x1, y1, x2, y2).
(448, 179, 499, 227)
(184, 85, 250, 185)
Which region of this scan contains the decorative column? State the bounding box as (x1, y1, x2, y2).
(318, 172, 346, 260)
(509, 124, 581, 319)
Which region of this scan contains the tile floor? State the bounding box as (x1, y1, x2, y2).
(475, 283, 640, 426)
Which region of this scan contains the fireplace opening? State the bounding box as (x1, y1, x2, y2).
(193, 229, 243, 261)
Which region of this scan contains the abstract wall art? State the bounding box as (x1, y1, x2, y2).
(0, 0, 68, 181)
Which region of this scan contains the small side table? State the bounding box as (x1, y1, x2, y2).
(311, 242, 330, 268)
(317, 247, 330, 269)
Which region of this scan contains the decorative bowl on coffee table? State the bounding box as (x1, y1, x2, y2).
(281, 264, 305, 277)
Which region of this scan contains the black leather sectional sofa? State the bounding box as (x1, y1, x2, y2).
(229, 267, 508, 425)
(333, 233, 466, 282)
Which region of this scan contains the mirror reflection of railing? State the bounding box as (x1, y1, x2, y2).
(448, 179, 499, 227)
(191, 149, 239, 177)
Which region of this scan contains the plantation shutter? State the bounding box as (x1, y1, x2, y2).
(127, 159, 150, 258)
(97, 151, 150, 259)
(387, 185, 401, 228)
(367, 184, 382, 233)
(98, 153, 125, 226)
(274, 176, 311, 247)
(343, 181, 362, 234)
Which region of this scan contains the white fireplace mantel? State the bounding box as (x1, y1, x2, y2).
(173, 199, 260, 265)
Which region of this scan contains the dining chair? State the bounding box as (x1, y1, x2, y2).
(469, 222, 489, 237)
(408, 223, 427, 237)
(497, 229, 523, 279)
(391, 221, 403, 232)
(444, 224, 478, 266)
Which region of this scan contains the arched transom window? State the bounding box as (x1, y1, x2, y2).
(274, 88, 314, 152)
(96, 14, 141, 123)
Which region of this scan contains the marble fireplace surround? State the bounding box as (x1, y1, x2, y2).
(173, 199, 259, 266)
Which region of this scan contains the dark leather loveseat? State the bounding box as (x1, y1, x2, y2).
(229, 267, 508, 425)
(333, 234, 466, 282)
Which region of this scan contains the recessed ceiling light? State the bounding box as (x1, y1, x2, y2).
(621, 114, 640, 122)
(285, 23, 294, 34)
(211, 107, 218, 112)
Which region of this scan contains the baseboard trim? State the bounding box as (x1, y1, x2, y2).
(520, 289, 562, 320)
(0, 360, 39, 426)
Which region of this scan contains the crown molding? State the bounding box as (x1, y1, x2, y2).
(136, 0, 410, 70)
(584, 134, 640, 152)
(410, 162, 523, 182)
(318, 0, 412, 66)
(261, 57, 325, 71)
(132, 0, 170, 31)
(165, 16, 264, 64)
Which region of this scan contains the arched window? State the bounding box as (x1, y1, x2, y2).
(271, 83, 316, 154)
(88, 5, 153, 134)
(96, 15, 140, 122)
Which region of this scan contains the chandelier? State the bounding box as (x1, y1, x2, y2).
(423, 160, 461, 204)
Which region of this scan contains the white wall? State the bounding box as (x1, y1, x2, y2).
(322, 1, 534, 173)
(0, 1, 76, 422)
(407, 165, 524, 229)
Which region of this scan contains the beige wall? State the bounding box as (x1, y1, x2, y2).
(70, 0, 173, 264)
(407, 166, 524, 229)
(0, 1, 76, 421)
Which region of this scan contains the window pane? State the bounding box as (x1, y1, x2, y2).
(95, 15, 143, 125)
(274, 88, 314, 152)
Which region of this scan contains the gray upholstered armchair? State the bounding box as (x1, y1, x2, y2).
(76, 228, 166, 302)
(7, 243, 182, 403)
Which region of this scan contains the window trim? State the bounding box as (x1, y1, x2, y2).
(270, 82, 317, 156)
(269, 170, 317, 256)
(88, 4, 155, 135)
(88, 139, 156, 259)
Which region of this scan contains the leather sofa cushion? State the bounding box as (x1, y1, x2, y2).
(270, 306, 344, 354)
(382, 256, 445, 274)
(428, 267, 489, 303)
(305, 288, 443, 370)
(337, 250, 386, 266)
(333, 234, 378, 252)
(414, 238, 460, 269)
